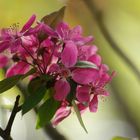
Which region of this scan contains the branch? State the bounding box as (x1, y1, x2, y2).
(84, 0, 140, 81)
(0, 95, 21, 140)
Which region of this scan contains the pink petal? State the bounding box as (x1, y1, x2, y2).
(6, 62, 30, 77)
(54, 79, 70, 101)
(10, 39, 21, 53)
(77, 103, 88, 114)
(88, 54, 102, 66)
(70, 25, 82, 39)
(89, 95, 98, 112)
(74, 36, 94, 46)
(61, 41, 78, 68)
(20, 14, 36, 33)
(0, 28, 10, 40)
(0, 55, 8, 68)
(78, 45, 98, 60)
(0, 41, 9, 53)
(43, 24, 57, 37)
(56, 22, 69, 37)
(21, 35, 37, 47)
(76, 86, 90, 102)
(72, 68, 99, 85)
(49, 64, 60, 73)
(52, 106, 71, 126)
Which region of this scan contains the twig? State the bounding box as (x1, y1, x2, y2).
(84, 0, 140, 81)
(0, 95, 21, 140)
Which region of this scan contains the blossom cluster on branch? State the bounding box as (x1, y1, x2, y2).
(0, 7, 115, 130)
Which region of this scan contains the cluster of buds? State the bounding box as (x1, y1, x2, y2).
(0, 12, 115, 128)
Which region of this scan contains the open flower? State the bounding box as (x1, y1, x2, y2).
(76, 65, 116, 112)
(0, 15, 36, 53)
(56, 22, 93, 45)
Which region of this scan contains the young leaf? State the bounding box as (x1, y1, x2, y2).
(44, 88, 54, 101)
(22, 68, 36, 79)
(72, 100, 88, 133)
(41, 6, 66, 28)
(0, 68, 36, 94)
(0, 75, 23, 94)
(28, 77, 43, 94)
(36, 98, 60, 129)
(22, 86, 46, 115)
(75, 61, 98, 69)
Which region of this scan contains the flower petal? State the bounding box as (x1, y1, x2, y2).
(76, 86, 90, 102)
(77, 103, 88, 114)
(56, 22, 69, 38)
(0, 55, 8, 68)
(54, 79, 70, 101)
(70, 25, 82, 39)
(88, 54, 102, 66)
(78, 45, 98, 60)
(49, 64, 60, 73)
(0, 41, 9, 53)
(72, 68, 99, 85)
(61, 41, 78, 68)
(89, 95, 98, 112)
(74, 36, 93, 46)
(20, 14, 36, 33)
(6, 62, 30, 77)
(52, 106, 71, 126)
(21, 35, 37, 47)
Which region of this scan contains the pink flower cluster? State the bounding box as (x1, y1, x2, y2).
(0, 15, 115, 126)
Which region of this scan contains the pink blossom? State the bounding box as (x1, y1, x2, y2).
(76, 68, 115, 112)
(0, 14, 115, 126)
(0, 15, 37, 53)
(0, 55, 8, 68)
(56, 22, 93, 45)
(6, 62, 30, 77)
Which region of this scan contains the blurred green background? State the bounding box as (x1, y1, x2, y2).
(0, 0, 140, 140)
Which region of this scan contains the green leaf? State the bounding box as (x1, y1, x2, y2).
(40, 74, 53, 82)
(28, 77, 43, 94)
(36, 98, 60, 129)
(22, 68, 36, 79)
(41, 6, 66, 28)
(75, 61, 98, 69)
(112, 136, 133, 140)
(0, 68, 36, 94)
(22, 86, 46, 115)
(72, 100, 88, 133)
(44, 88, 54, 101)
(0, 75, 23, 94)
